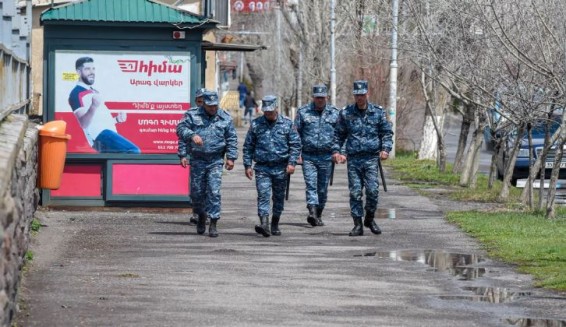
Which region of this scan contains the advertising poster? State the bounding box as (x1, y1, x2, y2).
(231, 0, 271, 13)
(54, 51, 191, 154)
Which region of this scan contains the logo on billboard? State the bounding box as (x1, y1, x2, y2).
(234, 0, 244, 11)
(117, 60, 183, 77)
(231, 0, 271, 13)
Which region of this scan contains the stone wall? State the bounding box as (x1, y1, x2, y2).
(0, 114, 39, 326)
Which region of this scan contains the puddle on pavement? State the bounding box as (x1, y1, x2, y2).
(439, 287, 531, 303)
(376, 208, 397, 219)
(374, 208, 442, 219)
(355, 250, 486, 280)
(462, 287, 531, 303)
(505, 318, 566, 326)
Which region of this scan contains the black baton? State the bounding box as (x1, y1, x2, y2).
(285, 173, 291, 200)
(377, 157, 387, 192)
(329, 162, 335, 186)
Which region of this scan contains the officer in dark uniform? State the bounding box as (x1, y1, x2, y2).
(177, 91, 238, 237)
(177, 88, 207, 225)
(243, 95, 301, 237)
(294, 84, 340, 227)
(333, 80, 393, 236)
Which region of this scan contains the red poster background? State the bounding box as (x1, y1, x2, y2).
(232, 0, 272, 13)
(55, 111, 185, 154)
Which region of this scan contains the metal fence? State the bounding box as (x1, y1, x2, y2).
(0, 44, 31, 121)
(0, 0, 32, 120)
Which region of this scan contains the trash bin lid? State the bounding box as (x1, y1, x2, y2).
(39, 120, 67, 136)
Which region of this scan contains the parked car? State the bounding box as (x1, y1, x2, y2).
(495, 114, 566, 185)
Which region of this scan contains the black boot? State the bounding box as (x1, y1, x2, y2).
(209, 219, 219, 237)
(364, 212, 382, 235)
(196, 212, 207, 235)
(315, 207, 325, 226)
(349, 217, 364, 236)
(307, 205, 317, 226)
(189, 213, 198, 225)
(255, 216, 271, 237)
(271, 216, 281, 236)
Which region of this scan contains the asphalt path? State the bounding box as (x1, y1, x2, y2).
(16, 125, 566, 326)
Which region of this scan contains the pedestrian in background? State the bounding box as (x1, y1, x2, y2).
(237, 81, 248, 109)
(243, 91, 258, 125)
(177, 91, 238, 237)
(243, 95, 301, 237)
(294, 84, 340, 227)
(333, 80, 393, 236)
(177, 87, 207, 225)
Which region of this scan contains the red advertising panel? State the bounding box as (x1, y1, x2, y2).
(54, 51, 190, 154)
(111, 164, 189, 196)
(232, 0, 272, 13)
(50, 164, 102, 197)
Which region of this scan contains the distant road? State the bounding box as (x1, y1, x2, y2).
(444, 114, 491, 175)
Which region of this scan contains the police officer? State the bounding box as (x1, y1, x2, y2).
(333, 80, 393, 236)
(177, 91, 238, 237)
(294, 84, 340, 227)
(177, 88, 207, 225)
(243, 95, 301, 237)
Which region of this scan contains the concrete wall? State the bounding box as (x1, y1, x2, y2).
(0, 115, 39, 326)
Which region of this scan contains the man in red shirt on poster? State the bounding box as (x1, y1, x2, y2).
(68, 56, 140, 153)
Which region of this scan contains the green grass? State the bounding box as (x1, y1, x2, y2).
(447, 211, 566, 290)
(24, 251, 34, 262)
(386, 151, 522, 203)
(387, 150, 566, 291)
(31, 218, 41, 233)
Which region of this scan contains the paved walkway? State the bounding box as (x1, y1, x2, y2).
(17, 127, 566, 326)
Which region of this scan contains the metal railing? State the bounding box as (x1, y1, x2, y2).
(0, 44, 31, 121)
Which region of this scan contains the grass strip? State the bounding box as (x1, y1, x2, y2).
(387, 151, 566, 291)
(447, 211, 566, 291)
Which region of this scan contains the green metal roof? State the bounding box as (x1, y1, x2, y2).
(41, 0, 211, 25)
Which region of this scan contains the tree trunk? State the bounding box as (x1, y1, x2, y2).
(545, 139, 565, 219)
(437, 129, 447, 172)
(498, 125, 527, 202)
(488, 143, 499, 189)
(453, 107, 474, 173)
(418, 116, 440, 160)
(459, 125, 484, 188)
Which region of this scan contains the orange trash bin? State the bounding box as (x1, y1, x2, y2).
(38, 120, 71, 190)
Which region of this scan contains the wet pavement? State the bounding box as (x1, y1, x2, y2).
(17, 126, 566, 326)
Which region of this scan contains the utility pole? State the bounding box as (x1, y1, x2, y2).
(297, 43, 303, 108)
(239, 24, 245, 83)
(330, 0, 336, 106)
(296, 0, 303, 110)
(276, 3, 282, 101)
(389, 0, 399, 158)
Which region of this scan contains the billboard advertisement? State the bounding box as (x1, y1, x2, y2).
(232, 0, 271, 13)
(54, 51, 191, 154)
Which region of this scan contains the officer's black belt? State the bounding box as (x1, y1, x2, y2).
(302, 150, 332, 156)
(347, 152, 379, 159)
(255, 160, 288, 167)
(191, 152, 224, 160)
